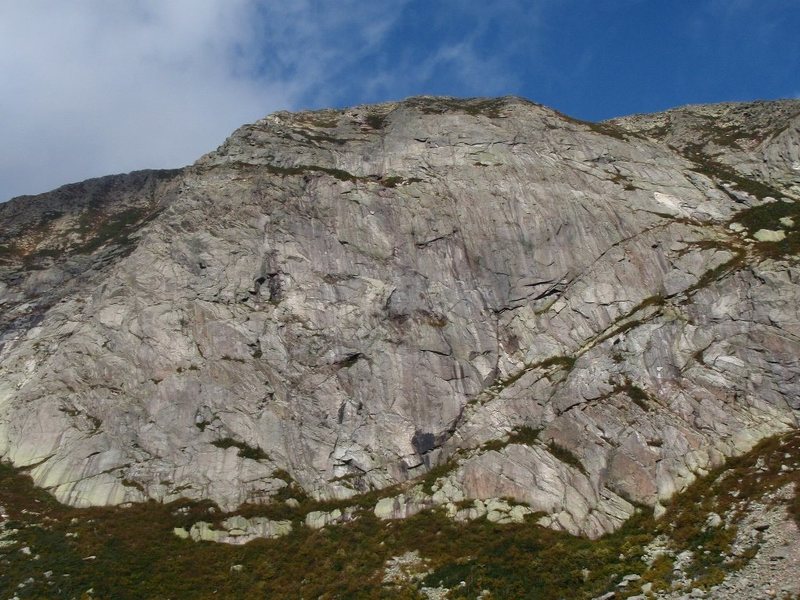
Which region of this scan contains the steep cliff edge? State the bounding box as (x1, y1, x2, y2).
(0, 96, 798, 538)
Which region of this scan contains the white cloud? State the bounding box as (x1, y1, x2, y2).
(0, 1, 283, 200)
(250, 1, 414, 108)
(0, 1, 411, 201)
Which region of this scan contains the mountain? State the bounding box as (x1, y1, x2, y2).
(0, 97, 798, 561)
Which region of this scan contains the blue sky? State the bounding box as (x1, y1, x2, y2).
(1, 0, 798, 201)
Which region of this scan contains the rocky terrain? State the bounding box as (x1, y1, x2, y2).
(1, 96, 799, 545)
(0, 412, 798, 598)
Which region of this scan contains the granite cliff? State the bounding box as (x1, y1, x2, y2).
(1, 96, 798, 539)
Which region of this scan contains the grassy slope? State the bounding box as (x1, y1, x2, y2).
(0, 431, 798, 599)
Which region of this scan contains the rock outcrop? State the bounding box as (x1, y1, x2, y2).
(0, 96, 798, 537)
(174, 515, 292, 545)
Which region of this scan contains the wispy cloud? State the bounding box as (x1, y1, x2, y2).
(347, 0, 545, 104)
(250, 1, 412, 108)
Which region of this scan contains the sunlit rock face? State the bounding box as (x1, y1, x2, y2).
(1, 96, 798, 537)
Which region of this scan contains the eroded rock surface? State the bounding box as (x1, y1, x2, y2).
(1, 96, 799, 537)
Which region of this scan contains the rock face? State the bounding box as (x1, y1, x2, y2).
(0, 96, 799, 538)
(608, 99, 800, 198)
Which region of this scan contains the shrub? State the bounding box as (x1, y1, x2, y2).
(546, 442, 587, 475)
(210, 438, 270, 461)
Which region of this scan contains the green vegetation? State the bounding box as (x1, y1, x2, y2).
(421, 459, 460, 495)
(679, 144, 800, 260)
(234, 481, 386, 525)
(487, 354, 577, 399)
(550, 109, 636, 141)
(264, 163, 365, 184)
(408, 97, 509, 118)
(615, 380, 652, 412)
(735, 197, 798, 232)
(609, 170, 638, 190)
(381, 175, 423, 188)
(459, 99, 508, 118)
(210, 438, 270, 461)
(416, 309, 448, 328)
(262, 162, 421, 190)
(294, 129, 347, 145)
(687, 114, 791, 151)
(220, 355, 246, 363)
(365, 113, 388, 130)
(0, 429, 798, 598)
(685, 250, 747, 295)
(545, 442, 587, 475)
(584, 120, 630, 141)
(684, 145, 784, 204)
(74, 206, 158, 255)
(731, 198, 800, 259)
(294, 113, 339, 129)
(507, 426, 542, 446)
(121, 479, 145, 493)
(480, 438, 508, 452)
(381, 175, 405, 187)
(706, 123, 749, 149)
(481, 426, 542, 452)
(538, 355, 577, 371)
(641, 431, 800, 594)
(592, 294, 665, 346)
(0, 203, 160, 269)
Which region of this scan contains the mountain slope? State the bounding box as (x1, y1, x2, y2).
(0, 96, 798, 541)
